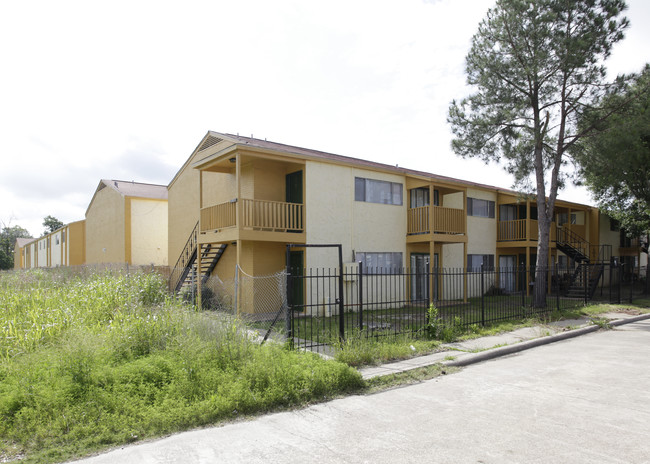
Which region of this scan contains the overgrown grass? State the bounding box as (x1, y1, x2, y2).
(334, 331, 441, 367)
(0, 269, 363, 463)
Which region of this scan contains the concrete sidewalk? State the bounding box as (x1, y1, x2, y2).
(359, 310, 650, 379)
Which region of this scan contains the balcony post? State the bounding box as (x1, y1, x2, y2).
(429, 184, 435, 234)
(526, 199, 531, 241)
(235, 153, 242, 233)
(462, 188, 467, 236)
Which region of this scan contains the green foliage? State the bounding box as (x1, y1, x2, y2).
(423, 305, 464, 343)
(42, 215, 64, 236)
(0, 269, 363, 462)
(576, 64, 650, 236)
(448, 0, 628, 305)
(0, 222, 32, 270)
(334, 330, 440, 367)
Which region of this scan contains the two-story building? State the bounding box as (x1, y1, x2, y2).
(168, 131, 627, 314)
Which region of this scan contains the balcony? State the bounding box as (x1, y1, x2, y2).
(497, 219, 557, 243)
(407, 206, 465, 239)
(200, 198, 304, 243)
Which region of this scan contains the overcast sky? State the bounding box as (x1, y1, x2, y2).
(1, 0, 649, 237)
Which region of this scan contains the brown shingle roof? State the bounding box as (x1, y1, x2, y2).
(15, 237, 35, 248)
(219, 133, 508, 192)
(103, 180, 168, 200)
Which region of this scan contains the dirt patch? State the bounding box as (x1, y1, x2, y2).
(610, 307, 642, 316)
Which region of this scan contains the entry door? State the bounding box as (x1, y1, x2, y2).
(286, 171, 303, 233)
(288, 250, 304, 309)
(410, 254, 439, 302)
(499, 255, 516, 293)
(410, 254, 429, 302)
(286, 171, 303, 204)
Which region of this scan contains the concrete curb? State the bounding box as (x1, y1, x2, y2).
(442, 313, 650, 369)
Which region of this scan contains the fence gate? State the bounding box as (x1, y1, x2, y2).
(286, 244, 344, 352)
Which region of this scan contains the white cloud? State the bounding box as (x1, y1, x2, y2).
(0, 0, 648, 236)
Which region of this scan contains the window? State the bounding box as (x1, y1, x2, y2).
(558, 212, 578, 226)
(409, 188, 439, 208)
(610, 217, 620, 231)
(62, 231, 66, 243)
(55, 236, 59, 245)
(355, 177, 403, 205)
(467, 198, 495, 218)
(356, 252, 403, 274)
(467, 254, 495, 271)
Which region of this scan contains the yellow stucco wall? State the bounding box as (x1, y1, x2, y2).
(599, 213, 620, 255)
(168, 138, 232, 270)
(86, 185, 125, 264)
(50, 230, 63, 267)
(36, 237, 48, 267)
(466, 188, 497, 258)
(305, 161, 406, 269)
(68, 220, 86, 266)
(130, 198, 168, 265)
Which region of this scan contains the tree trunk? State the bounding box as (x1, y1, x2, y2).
(534, 206, 551, 308)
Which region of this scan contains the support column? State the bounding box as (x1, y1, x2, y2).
(429, 240, 435, 305)
(196, 243, 202, 310)
(429, 184, 435, 233)
(526, 199, 531, 241)
(526, 247, 531, 297)
(463, 241, 468, 303)
(236, 239, 242, 316)
(236, 153, 242, 234)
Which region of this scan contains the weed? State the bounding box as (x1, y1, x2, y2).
(0, 268, 364, 463)
(590, 317, 612, 329)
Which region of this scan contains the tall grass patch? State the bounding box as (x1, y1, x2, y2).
(0, 269, 362, 463)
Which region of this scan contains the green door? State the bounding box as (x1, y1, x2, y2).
(286, 171, 303, 204)
(286, 171, 303, 233)
(289, 250, 304, 310)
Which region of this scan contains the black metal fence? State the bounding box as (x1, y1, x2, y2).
(287, 262, 647, 353)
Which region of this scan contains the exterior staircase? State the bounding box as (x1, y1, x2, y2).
(565, 263, 605, 299)
(170, 221, 227, 293)
(555, 226, 610, 300)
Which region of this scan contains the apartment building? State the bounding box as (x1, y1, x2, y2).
(85, 180, 169, 266)
(168, 131, 631, 312)
(16, 220, 86, 269)
(14, 180, 169, 269)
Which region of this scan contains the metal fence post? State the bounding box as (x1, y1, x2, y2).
(555, 263, 560, 312)
(480, 263, 485, 326)
(358, 261, 364, 330)
(583, 263, 588, 305)
(285, 248, 293, 346)
(338, 245, 345, 342)
(618, 263, 623, 304)
(521, 263, 525, 307)
(630, 259, 635, 304)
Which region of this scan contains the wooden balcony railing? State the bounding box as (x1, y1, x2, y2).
(200, 199, 304, 233)
(241, 198, 303, 231)
(498, 219, 557, 241)
(407, 206, 465, 235)
(498, 219, 526, 241)
(201, 201, 236, 231)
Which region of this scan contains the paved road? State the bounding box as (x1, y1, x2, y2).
(73, 320, 650, 464)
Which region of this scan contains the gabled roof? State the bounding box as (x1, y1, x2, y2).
(192, 131, 503, 192)
(102, 179, 168, 200)
(86, 179, 168, 217)
(15, 237, 35, 248)
(180, 131, 593, 209)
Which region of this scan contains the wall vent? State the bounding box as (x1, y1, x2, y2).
(198, 135, 224, 152)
